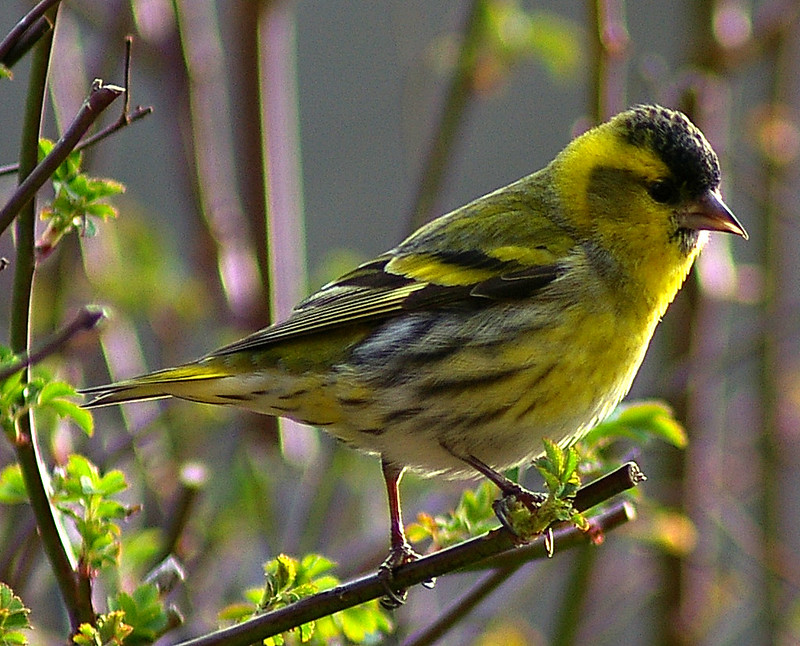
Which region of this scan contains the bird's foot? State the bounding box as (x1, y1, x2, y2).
(377, 542, 435, 609)
(492, 484, 548, 544)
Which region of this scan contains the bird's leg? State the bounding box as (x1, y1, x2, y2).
(377, 458, 422, 608)
(451, 450, 546, 539)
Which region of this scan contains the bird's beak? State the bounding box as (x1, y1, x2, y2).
(678, 189, 748, 239)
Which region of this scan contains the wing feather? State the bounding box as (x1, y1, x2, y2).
(212, 251, 564, 357)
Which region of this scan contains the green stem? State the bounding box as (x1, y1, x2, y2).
(8, 12, 96, 632)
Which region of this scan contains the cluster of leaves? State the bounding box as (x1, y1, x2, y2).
(408, 401, 687, 551)
(51, 455, 139, 574)
(407, 481, 499, 549)
(0, 452, 173, 645)
(0, 346, 93, 444)
(72, 583, 173, 646)
(221, 553, 392, 645)
(36, 138, 124, 260)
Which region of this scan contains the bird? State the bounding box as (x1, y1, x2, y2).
(81, 104, 746, 591)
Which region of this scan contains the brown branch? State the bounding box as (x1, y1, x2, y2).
(0, 38, 153, 178)
(175, 463, 642, 646)
(0, 307, 105, 382)
(0, 0, 61, 65)
(0, 80, 124, 237)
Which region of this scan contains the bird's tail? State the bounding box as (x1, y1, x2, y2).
(80, 363, 232, 408)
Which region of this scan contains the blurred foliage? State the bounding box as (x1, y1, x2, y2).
(0, 582, 31, 646)
(221, 553, 392, 645)
(0, 347, 93, 442)
(36, 138, 124, 261)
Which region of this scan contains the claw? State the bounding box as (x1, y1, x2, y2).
(377, 542, 421, 609)
(492, 488, 547, 543)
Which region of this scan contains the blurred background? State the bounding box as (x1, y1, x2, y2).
(0, 1, 798, 644)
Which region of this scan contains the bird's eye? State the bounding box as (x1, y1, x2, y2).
(648, 180, 678, 204)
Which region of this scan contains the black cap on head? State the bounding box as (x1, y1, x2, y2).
(617, 105, 721, 197)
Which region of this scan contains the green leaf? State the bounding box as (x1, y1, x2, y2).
(0, 465, 27, 504)
(37, 138, 54, 159)
(37, 380, 76, 404)
(72, 611, 132, 646)
(39, 397, 94, 436)
(110, 583, 169, 643)
(0, 583, 31, 646)
(227, 553, 391, 644)
(582, 400, 687, 449)
(36, 138, 125, 256)
(51, 455, 136, 573)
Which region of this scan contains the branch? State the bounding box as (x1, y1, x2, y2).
(0, 80, 124, 237)
(0, 38, 153, 178)
(402, 565, 518, 646)
(176, 463, 642, 646)
(1, 17, 52, 70)
(0, 0, 61, 66)
(0, 306, 105, 382)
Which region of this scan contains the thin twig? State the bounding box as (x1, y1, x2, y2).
(76, 37, 154, 149)
(0, 307, 105, 382)
(0, 38, 152, 178)
(175, 465, 641, 646)
(402, 565, 519, 646)
(0, 80, 124, 237)
(0, 0, 61, 64)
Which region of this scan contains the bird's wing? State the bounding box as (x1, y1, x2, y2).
(212, 207, 572, 357)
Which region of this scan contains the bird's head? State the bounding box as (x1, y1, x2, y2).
(553, 104, 747, 260)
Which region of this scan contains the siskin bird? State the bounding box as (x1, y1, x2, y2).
(81, 104, 746, 583)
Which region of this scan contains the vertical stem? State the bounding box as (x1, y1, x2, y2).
(8, 11, 95, 630)
(173, 0, 265, 323)
(231, 2, 271, 325)
(757, 31, 793, 646)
